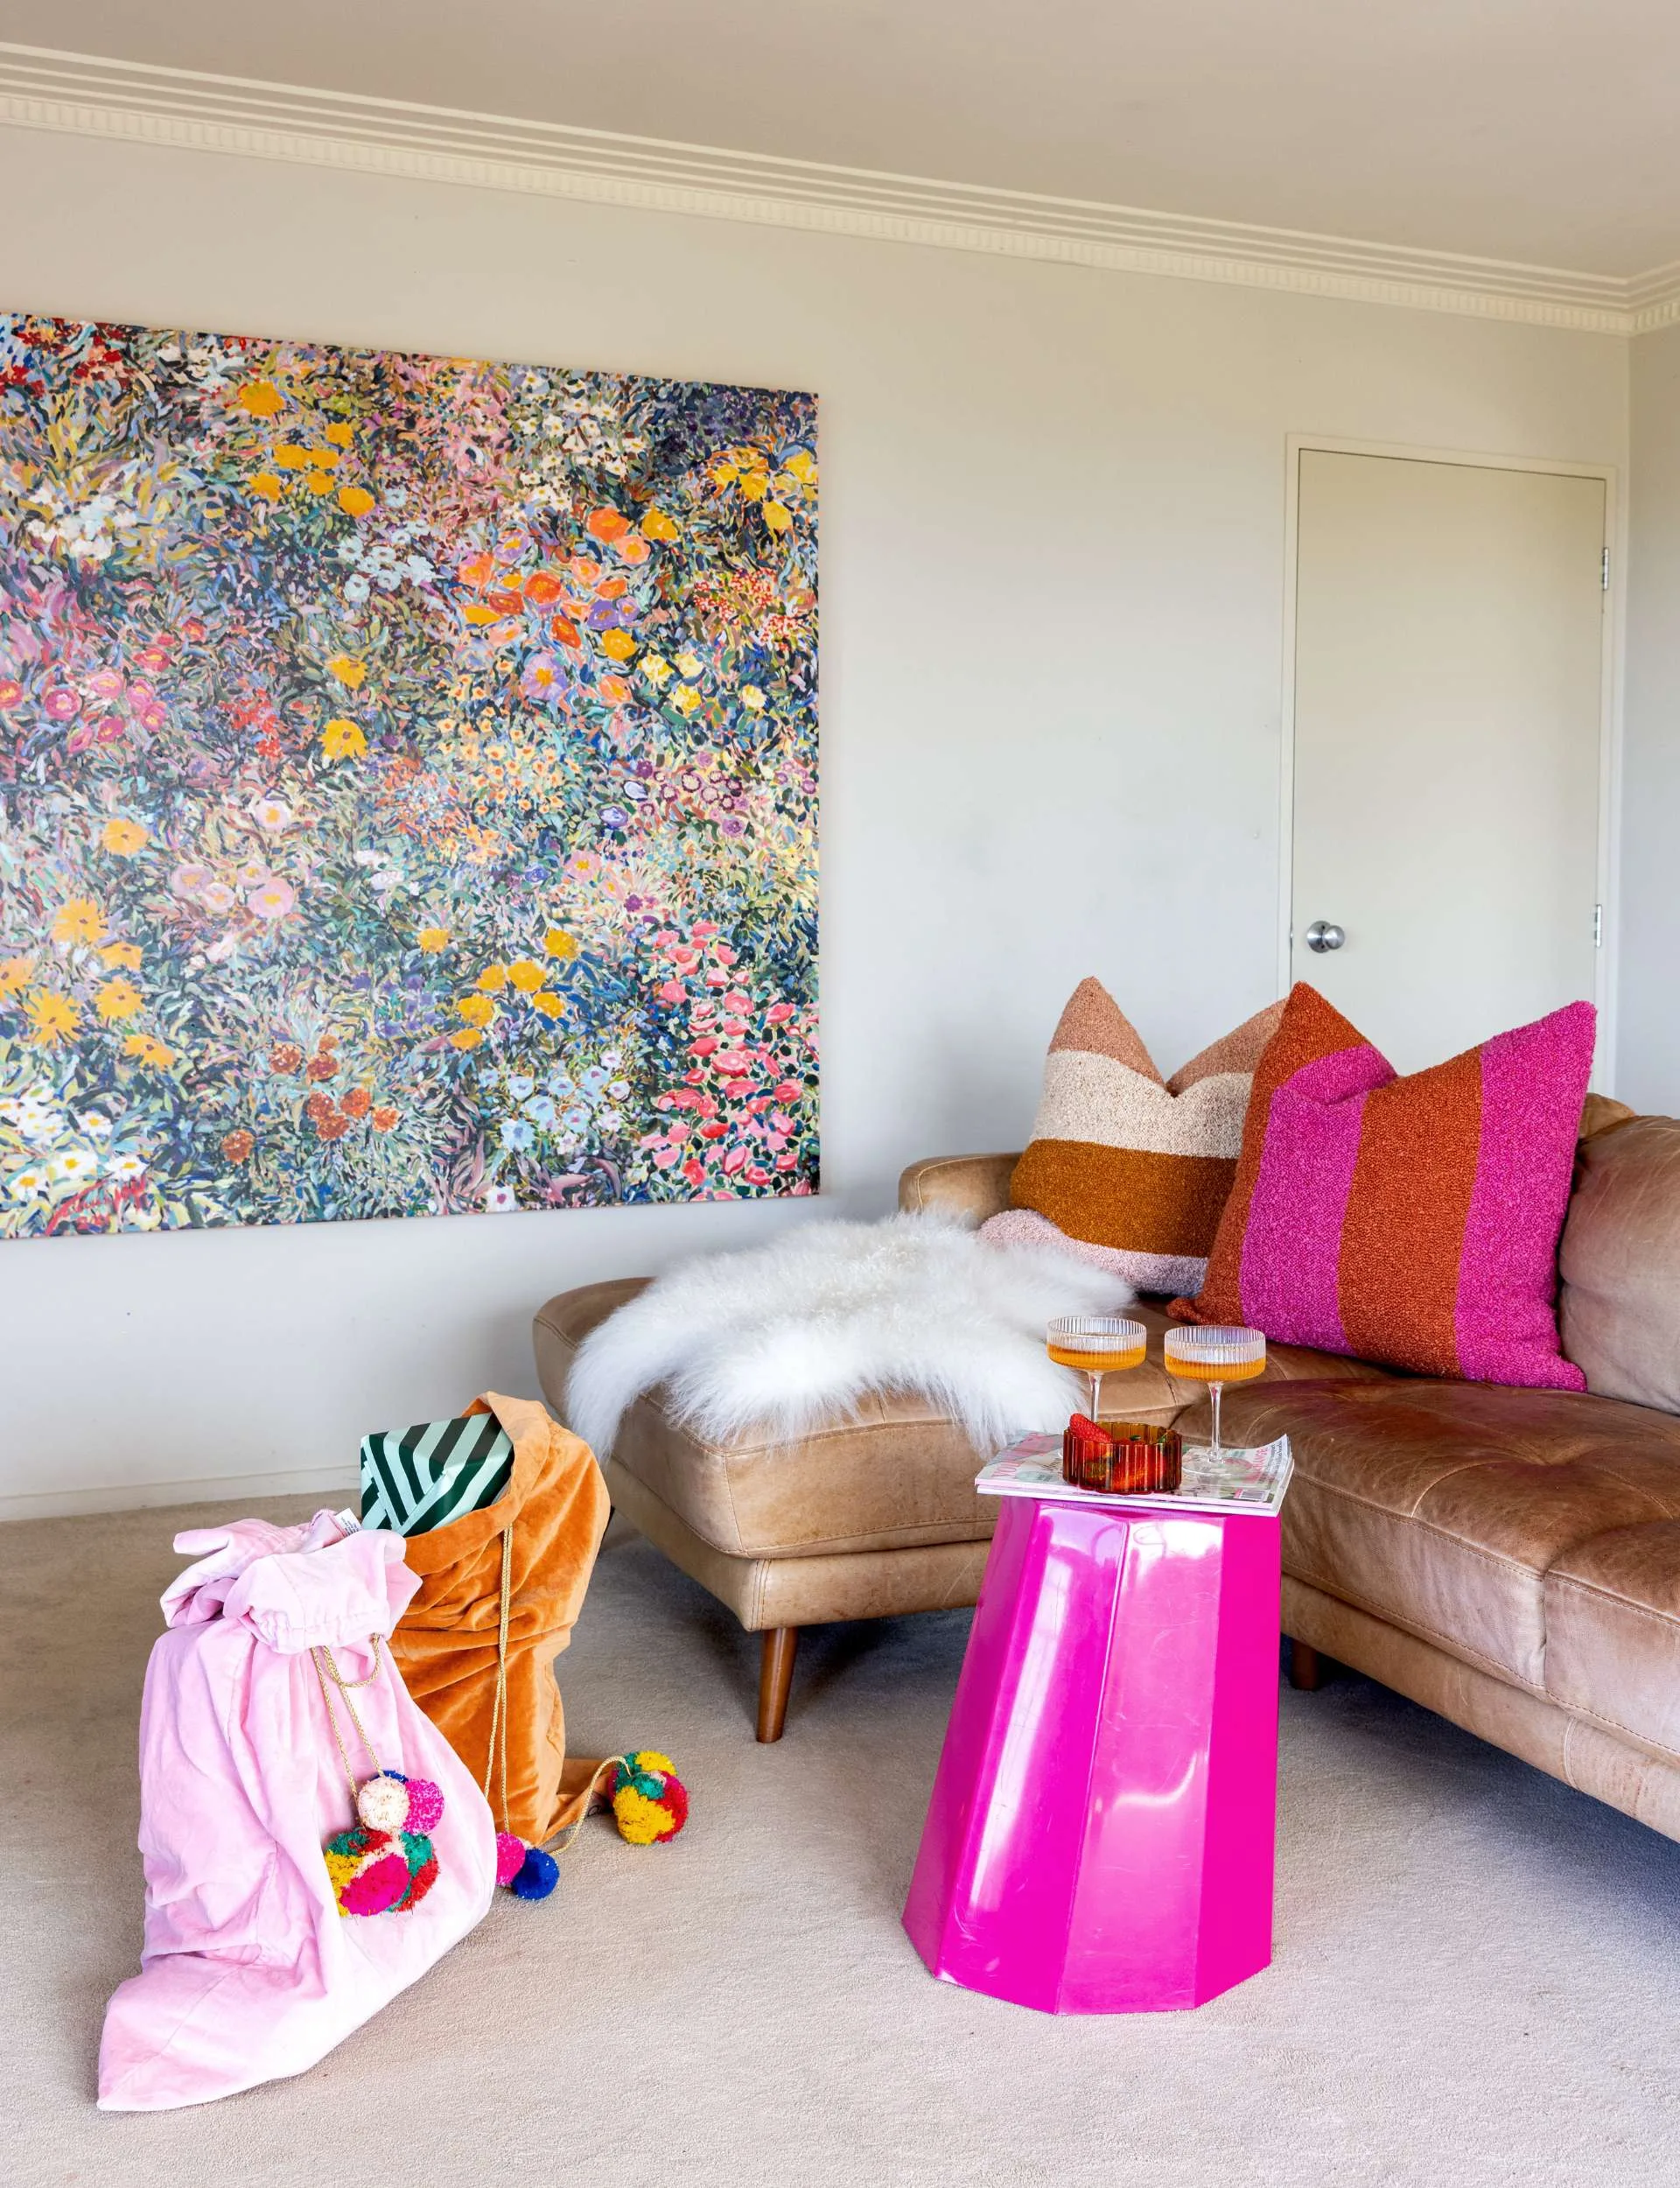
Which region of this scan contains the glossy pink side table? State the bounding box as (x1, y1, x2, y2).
(903, 1493, 1281, 2014)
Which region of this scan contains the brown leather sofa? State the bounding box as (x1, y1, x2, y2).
(903, 1104, 1680, 1846)
(536, 1103, 1680, 1837)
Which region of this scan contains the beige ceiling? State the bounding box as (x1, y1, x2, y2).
(4, 0, 1678, 277)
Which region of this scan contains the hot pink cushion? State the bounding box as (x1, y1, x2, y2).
(1175, 985, 1595, 1388)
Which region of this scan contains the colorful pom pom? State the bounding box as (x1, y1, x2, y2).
(324, 1847, 362, 1898)
(486, 1750, 687, 1911)
(325, 1813, 443, 1917)
(354, 1769, 446, 1837)
(341, 1849, 411, 1917)
(610, 1750, 688, 1846)
(494, 1832, 558, 1901)
(356, 1772, 411, 1833)
(402, 1777, 445, 1834)
(511, 1847, 559, 1901)
(396, 1847, 438, 1911)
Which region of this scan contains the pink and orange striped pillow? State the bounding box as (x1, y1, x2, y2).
(1175, 984, 1595, 1388)
(994, 980, 1283, 1295)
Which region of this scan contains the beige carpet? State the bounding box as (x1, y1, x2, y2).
(4, 1496, 1680, 2187)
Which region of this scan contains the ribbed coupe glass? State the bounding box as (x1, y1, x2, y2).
(1162, 1325, 1267, 1459)
(1046, 1315, 1147, 1425)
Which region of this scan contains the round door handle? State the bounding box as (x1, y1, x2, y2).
(1305, 921, 1345, 953)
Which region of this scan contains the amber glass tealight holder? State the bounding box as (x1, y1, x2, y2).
(1062, 1418, 1183, 1496)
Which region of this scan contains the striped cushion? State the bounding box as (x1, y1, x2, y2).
(360, 1414, 514, 1536)
(998, 979, 1283, 1294)
(1176, 983, 1596, 1387)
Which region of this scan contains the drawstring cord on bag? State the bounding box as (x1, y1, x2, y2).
(312, 1631, 451, 1919)
(482, 1521, 626, 1857)
(547, 1756, 626, 1855)
(310, 1635, 387, 1813)
(481, 1526, 514, 1832)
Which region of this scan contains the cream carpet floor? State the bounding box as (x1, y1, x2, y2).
(4, 1494, 1680, 2188)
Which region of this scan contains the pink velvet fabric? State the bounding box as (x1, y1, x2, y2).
(99, 1511, 496, 2111)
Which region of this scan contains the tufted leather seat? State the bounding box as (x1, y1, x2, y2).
(1229, 1377, 1680, 1754)
(1259, 1103, 1680, 1841)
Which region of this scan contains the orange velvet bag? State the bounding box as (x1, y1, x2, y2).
(386, 1392, 610, 1846)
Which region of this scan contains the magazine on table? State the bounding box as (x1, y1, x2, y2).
(976, 1432, 1293, 1518)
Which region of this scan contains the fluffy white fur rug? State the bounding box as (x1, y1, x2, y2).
(564, 1211, 1136, 1456)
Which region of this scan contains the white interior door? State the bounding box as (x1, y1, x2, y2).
(1289, 448, 1607, 1076)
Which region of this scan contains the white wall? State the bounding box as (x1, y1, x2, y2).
(1620, 322, 1680, 1113)
(0, 127, 1630, 1517)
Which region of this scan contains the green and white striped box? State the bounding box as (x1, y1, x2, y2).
(359, 1413, 514, 1537)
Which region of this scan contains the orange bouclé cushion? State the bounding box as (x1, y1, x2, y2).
(992, 979, 1283, 1295)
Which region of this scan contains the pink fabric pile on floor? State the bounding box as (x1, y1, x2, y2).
(99, 1511, 496, 2112)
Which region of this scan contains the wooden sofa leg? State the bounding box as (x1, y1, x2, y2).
(757, 1626, 800, 1743)
(1288, 1637, 1334, 1691)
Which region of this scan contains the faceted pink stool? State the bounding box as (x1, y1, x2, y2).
(903, 1494, 1280, 2014)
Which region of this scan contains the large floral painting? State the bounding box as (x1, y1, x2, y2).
(0, 313, 818, 1237)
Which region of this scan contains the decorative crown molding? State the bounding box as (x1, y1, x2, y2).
(0, 40, 1667, 338)
(1628, 263, 1680, 334)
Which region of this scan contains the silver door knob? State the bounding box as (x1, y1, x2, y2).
(1305, 921, 1345, 953)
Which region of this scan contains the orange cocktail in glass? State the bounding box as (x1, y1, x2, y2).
(1162, 1325, 1267, 1459)
(1046, 1316, 1147, 1424)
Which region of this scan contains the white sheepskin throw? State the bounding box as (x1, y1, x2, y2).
(564, 1210, 1136, 1456)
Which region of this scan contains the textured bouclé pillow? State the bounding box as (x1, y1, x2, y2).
(989, 979, 1284, 1294)
(1174, 983, 1596, 1389)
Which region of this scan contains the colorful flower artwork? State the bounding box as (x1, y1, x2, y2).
(0, 313, 817, 1236)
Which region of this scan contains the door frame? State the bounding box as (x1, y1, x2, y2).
(1278, 434, 1623, 1085)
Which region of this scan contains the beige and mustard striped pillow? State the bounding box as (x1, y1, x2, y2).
(987, 979, 1283, 1296)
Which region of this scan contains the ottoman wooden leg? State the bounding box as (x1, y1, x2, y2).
(757, 1626, 800, 1743)
(1288, 1637, 1334, 1691)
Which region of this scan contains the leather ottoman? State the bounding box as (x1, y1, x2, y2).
(534, 1277, 996, 1739)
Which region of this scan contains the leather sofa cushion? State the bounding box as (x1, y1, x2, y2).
(533, 1287, 1390, 1561)
(1545, 1521, 1680, 1761)
(1232, 1378, 1680, 1718)
(898, 1153, 1019, 1226)
(1560, 1112, 1680, 1415)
